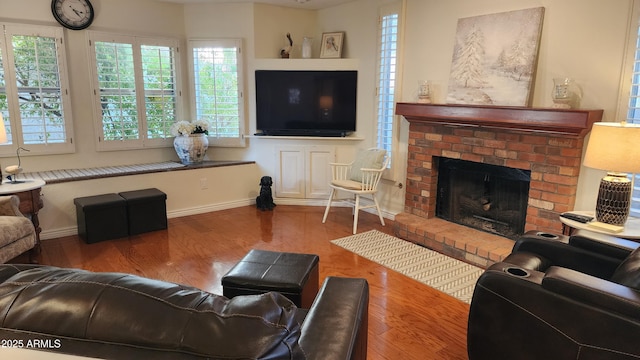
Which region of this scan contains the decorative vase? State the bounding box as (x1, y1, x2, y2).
(417, 80, 432, 104)
(551, 78, 575, 109)
(595, 172, 632, 226)
(302, 37, 313, 59)
(173, 133, 209, 165)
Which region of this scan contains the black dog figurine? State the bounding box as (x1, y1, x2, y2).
(256, 176, 276, 211)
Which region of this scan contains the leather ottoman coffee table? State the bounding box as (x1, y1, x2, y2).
(221, 249, 319, 308)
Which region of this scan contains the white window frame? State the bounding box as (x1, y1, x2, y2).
(88, 31, 182, 151)
(375, 2, 404, 181)
(188, 38, 245, 148)
(616, 0, 640, 218)
(0, 23, 75, 155)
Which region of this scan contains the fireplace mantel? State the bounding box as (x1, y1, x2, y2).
(395, 103, 603, 137)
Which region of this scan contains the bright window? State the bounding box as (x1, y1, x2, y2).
(375, 3, 402, 178)
(627, 34, 640, 217)
(89, 32, 181, 150)
(188, 39, 245, 147)
(0, 24, 74, 155)
(620, 2, 640, 218)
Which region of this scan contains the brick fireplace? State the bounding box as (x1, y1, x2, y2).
(394, 103, 603, 267)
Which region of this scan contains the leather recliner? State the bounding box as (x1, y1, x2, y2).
(468, 229, 640, 360)
(0, 264, 369, 360)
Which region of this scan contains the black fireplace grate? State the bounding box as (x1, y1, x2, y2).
(436, 158, 531, 240)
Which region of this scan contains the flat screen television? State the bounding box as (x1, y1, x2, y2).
(255, 70, 357, 137)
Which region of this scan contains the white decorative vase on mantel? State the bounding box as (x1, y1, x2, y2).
(173, 133, 209, 165)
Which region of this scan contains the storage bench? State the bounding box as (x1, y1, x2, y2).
(74, 193, 128, 244)
(119, 188, 167, 235)
(221, 250, 319, 308)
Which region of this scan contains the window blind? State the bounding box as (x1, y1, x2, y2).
(0, 23, 74, 154)
(376, 12, 399, 167)
(625, 24, 640, 217)
(191, 42, 241, 139)
(94, 41, 138, 141)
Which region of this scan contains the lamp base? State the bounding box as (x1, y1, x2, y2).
(595, 172, 631, 226)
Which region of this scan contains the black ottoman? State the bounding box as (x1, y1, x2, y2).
(119, 188, 167, 235)
(222, 250, 319, 308)
(74, 193, 128, 244)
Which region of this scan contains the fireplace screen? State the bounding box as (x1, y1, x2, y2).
(436, 158, 531, 239)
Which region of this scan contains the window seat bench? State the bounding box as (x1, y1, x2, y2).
(11, 160, 255, 185)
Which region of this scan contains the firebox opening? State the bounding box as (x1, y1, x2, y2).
(436, 157, 531, 240)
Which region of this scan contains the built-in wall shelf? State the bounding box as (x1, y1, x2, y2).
(247, 135, 364, 141)
(252, 58, 359, 71)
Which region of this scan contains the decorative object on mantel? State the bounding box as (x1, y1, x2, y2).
(417, 80, 432, 103)
(281, 32, 293, 58)
(446, 7, 544, 106)
(551, 77, 581, 109)
(583, 121, 640, 227)
(5, 147, 30, 184)
(302, 37, 313, 59)
(170, 120, 210, 165)
(320, 32, 344, 59)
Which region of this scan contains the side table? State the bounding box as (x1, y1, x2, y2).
(560, 210, 640, 240)
(0, 179, 45, 254)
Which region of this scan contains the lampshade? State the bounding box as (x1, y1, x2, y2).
(0, 113, 7, 144)
(583, 122, 640, 173)
(583, 121, 640, 226)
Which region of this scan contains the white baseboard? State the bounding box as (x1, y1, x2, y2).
(39, 198, 396, 241)
(40, 198, 253, 240)
(167, 199, 253, 218)
(274, 197, 396, 220)
(40, 226, 78, 240)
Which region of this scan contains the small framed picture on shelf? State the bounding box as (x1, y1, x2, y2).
(320, 32, 345, 59)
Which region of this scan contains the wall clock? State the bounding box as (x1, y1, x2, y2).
(51, 0, 94, 30)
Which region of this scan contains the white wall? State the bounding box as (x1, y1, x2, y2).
(0, 0, 188, 170)
(0, 0, 634, 239)
(0, 0, 265, 238)
(41, 164, 262, 239)
(183, 1, 404, 214)
(400, 0, 632, 211)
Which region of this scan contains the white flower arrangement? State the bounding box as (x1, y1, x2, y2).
(170, 120, 210, 136)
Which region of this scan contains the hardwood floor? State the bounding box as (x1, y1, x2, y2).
(12, 205, 470, 360)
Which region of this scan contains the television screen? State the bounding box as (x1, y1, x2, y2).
(255, 70, 357, 137)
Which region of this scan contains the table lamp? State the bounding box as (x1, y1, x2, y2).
(583, 121, 640, 226)
(0, 113, 6, 182)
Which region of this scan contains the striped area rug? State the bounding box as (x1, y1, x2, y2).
(331, 230, 483, 303)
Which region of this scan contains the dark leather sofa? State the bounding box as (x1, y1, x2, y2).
(468, 229, 640, 360)
(0, 264, 368, 360)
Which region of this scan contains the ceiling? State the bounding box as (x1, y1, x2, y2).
(156, 0, 358, 10)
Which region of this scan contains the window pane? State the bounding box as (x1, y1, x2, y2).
(376, 13, 399, 167)
(0, 45, 13, 144)
(95, 41, 139, 141)
(142, 45, 177, 139)
(12, 34, 66, 144)
(627, 23, 640, 216)
(192, 46, 240, 138)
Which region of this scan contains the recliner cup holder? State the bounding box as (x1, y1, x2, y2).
(536, 232, 559, 239)
(505, 267, 530, 277)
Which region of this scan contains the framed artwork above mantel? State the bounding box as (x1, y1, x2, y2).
(446, 7, 545, 107)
